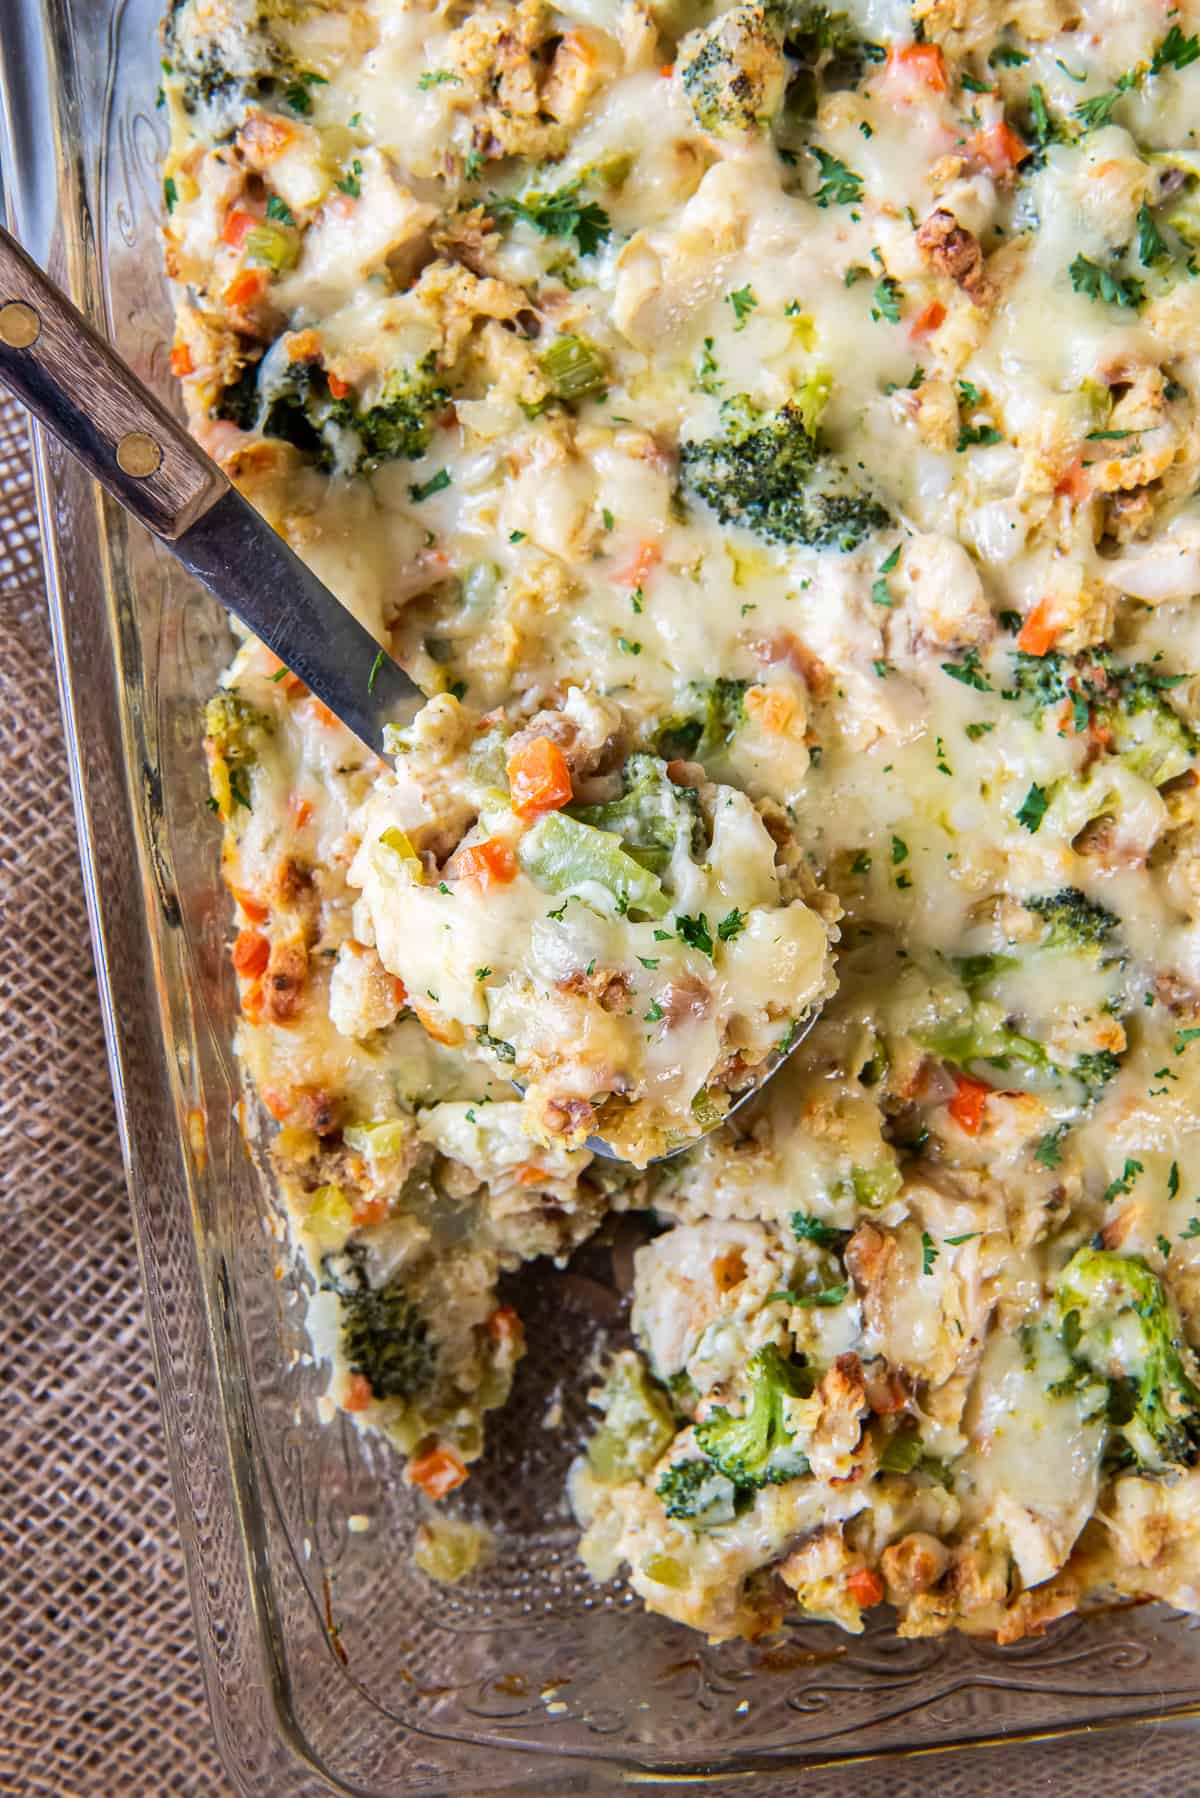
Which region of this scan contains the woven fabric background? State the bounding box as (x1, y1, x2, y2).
(0, 394, 233, 1798)
(1, 389, 1198, 1796)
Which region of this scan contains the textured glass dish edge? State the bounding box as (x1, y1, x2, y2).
(6, 2, 1200, 1792)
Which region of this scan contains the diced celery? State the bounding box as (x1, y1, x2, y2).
(587, 1352, 676, 1483)
(414, 1517, 489, 1585)
(519, 811, 670, 918)
(462, 561, 500, 608)
(642, 1553, 688, 1588)
(343, 1119, 410, 1160)
(378, 825, 423, 878)
(537, 334, 608, 404)
(244, 222, 299, 273)
(306, 1182, 354, 1250)
(1164, 190, 1200, 249)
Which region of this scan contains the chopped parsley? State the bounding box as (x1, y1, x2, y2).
(871, 276, 903, 324)
(1069, 254, 1146, 311)
(726, 285, 758, 329)
(810, 147, 864, 208)
(921, 1231, 939, 1275)
(1015, 782, 1049, 832)
(408, 468, 451, 502)
(1034, 1126, 1066, 1168)
(941, 648, 992, 691)
(488, 181, 611, 255)
(676, 913, 714, 957)
(1103, 1157, 1143, 1202)
(417, 68, 460, 89)
(718, 907, 747, 942)
(1137, 198, 1169, 268)
(791, 1213, 847, 1249)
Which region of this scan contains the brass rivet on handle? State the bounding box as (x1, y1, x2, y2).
(116, 430, 162, 479)
(0, 300, 41, 349)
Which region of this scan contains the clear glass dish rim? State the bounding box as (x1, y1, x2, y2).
(5, 2, 1200, 1791)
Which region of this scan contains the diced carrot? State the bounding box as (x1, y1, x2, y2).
(909, 300, 945, 341)
(308, 699, 338, 728)
(1090, 718, 1115, 754)
(516, 1164, 552, 1187)
(968, 120, 1029, 178)
(1057, 697, 1082, 737)
(845, 1567, 885, 1609)
(660, 63, 674, 77)
(232, 928, 271, 977)
(327, 372, 350, 400)
(351, 1193, 388, 1228)
(948, 1073, 991, 1134)
(222, 208, 259, 250)
(1056, 458, 1091, 504)
(408, 1444, 469, 1501)
(487, 1305, 525, 1347)
(745, 685, 798, 735)
(233, 888, 270, 925)
(170, 342, 194, 378)
(887, 43, 948, 91)
(289, 793, 314, 828)
(343, 1373, 373, 1413)
(453, 837, 518, 891)
(618, 540, 660, 590)
(508, 736, 573, 819)
(1016, 599, 1060, 658)
(391, 976, 408, 1008)
(224, 268, 269, 311)
(241, 980, 265, 1027)
(260, 1085, 292, 1121)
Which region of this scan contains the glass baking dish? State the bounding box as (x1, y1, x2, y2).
(6, 2, 1200, 1790)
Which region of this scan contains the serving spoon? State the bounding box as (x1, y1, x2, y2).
(0, 224, 818, 1160)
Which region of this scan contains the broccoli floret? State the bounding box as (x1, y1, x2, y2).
(1007, 649, 1199, 787)
(1026, 889, 1122, 956)
(1074, 1048, 1122, 1090)
(587, 1350, 677, 1484)
(1100, 662, 1200, 786)
(204, 690, 273, 761)
(204, 690, 273, 819)
(680, 4, 788, 137)
(163, 0, 284, 120)
(321, 1244, 436, 1403)
(569, 753, 704, 871)
(652, 678, 749, 764)
(224, 355, 449, 475)
(655, 1458, 740, 1526)
(215, 360, 265, 430)
(679, 397, 890, 551)
(1057, 1248, 1200, 1475)
(693, 1344, 814, 1487)
(768, 2, 884, 131)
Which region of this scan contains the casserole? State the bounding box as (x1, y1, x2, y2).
(7, 0, 1200, 1789)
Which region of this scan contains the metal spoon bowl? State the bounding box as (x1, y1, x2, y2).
(0, 223, 823, 1164)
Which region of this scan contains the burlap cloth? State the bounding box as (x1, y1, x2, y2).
(2, 390, 1198, 1795)
(0, 394, 234, 1797)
